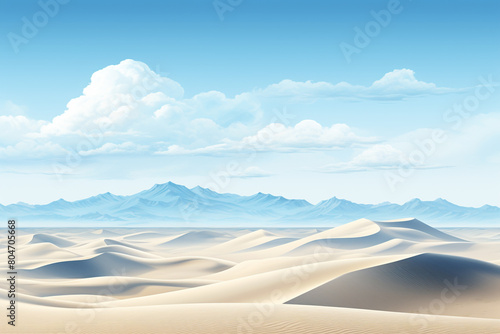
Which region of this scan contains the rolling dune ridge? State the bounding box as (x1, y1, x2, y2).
(1, 218, 500, 333)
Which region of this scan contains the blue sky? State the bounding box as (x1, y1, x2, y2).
(1, 0, 499, 207)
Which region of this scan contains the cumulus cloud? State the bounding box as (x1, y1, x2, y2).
(0, 60, 466, 160)
(370, 69, 438, 93)
(36, 62, 453, 142)
(31, 59, 261, 153)
(40, 59, 184, 137)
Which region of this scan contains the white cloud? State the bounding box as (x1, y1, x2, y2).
(322, 111, 500, 173)
(34, 62, 451, 143)
(155, 143, 231, 155)
(0, 115, 47, 145)
(79, 142, 148, 156)
(241, 120, 373, 151)
(0, 140, 68, 158)
(186, 91, 261, 126)
(370, 69, 438, 92)
(156, 120, 375, 155)
(39, 59, 184, 136)
(0, 60, 467, 161)
(32, 60, 260, 152)
(321, 144, 405, 172)
(259, 69, 458, 100)
(232, 166, 273, 178)
(350, 144, 404, 167)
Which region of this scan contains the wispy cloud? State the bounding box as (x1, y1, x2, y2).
(155, 120, 376, 155)
(319, 144, 452, 173)
(0, 100, 27, 116)
(258, 69, 462, 100)
(79, 142, 149, 156)
(232, 166, 273, 178)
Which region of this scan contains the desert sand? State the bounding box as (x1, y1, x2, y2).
(1, 218, 500, 333)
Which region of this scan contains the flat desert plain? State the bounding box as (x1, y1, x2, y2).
(1, 218, 500, 333)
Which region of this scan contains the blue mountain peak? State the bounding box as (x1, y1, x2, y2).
(1, 183, 498, 226)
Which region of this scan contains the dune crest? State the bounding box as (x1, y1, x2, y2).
(4, 218, 500, 333)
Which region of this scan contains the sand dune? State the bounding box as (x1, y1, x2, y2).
(92, 244, 164, 258)
(21, 253, 235, 279)
(89, 229, 121, 237)
(287, 253, 500, 318)
(19, 242, 79, 259)
(158, 230, 234, 249)
(18, 277, 217, 298)
(101, 238, 151, 250)
(103, 255, 409, 307)
(206, 229, 290, 254)
(28, 233, 77, 247)
(239, 237, 299, 252)
(236, 218, 466, 258)
(378, 218, 465, 242)
(121, 231, 172, 241)
(21, 252, 154, 279)
(4, 218, 500, 333)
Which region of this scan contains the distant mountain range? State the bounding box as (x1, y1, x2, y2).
(2, 182, 499, 226)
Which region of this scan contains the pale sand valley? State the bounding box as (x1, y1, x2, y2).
(1, 218, 500, 333)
